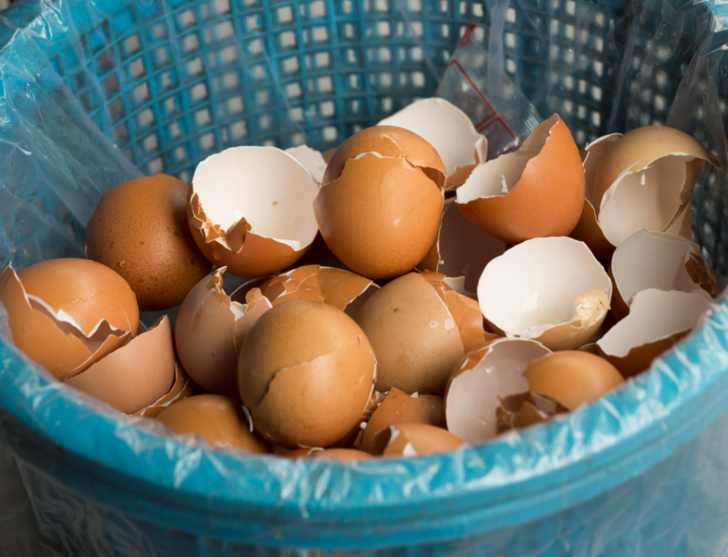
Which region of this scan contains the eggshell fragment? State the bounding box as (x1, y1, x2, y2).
(355, 388, 445, 453)
(188, 146, 319, 276)
(65, 316, 176, 414)
(478, 237, 612, 351)
(377, 98, 488, 188)
(456, 114, 585, 244)
(133, 363, 196, 418)
(156, 394, 271, 453)
(373, 423, 464, 457)
(175, 268, 271, 398)
(284, 448, 373, 461)
(444, 338, 551, 444)
(597, 289, 711, 377)
(285, 145, 327, 184)
(610, 229, 718, 319)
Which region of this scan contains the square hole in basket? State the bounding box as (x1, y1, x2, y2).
(277, 5, 293, 25)
(184, 33, 200, 53)
(109, 99, 125, 123)
(282, 55, 300, 74)
(311, 26, 329, 44)
(190, 82, 209, 103)
(127, 58, 147, 79)
(278, 30, 297, 50)
(258, 114, 271, 131)
(153, 23, 168, 40)
(286, 82, 303, 99)
(154, 45, 170, 68)
(318, 100, 335, 118)
(313, 76, 333, 94)
(288, 106, 304, 122)
(167, 120, 183, 139)
(346, 98, 363, 117)
(313, 51, 330, 69)
(345, 73, 363, 92)
(114, 122, 129, 143)
(163, 95, 181, 118)
(137, 108, 155, 130)
(195, 108, 212, 127)
(339, 23, 357, 41)
(143, 133, 159, 153)
(308, 0, 326, 18)
(199, 132, 215, 151)
(174, 145, 187, 163)
(407, 0, 423, 12)
(177, 10, 196, 29)
(227, 96, 245, 114)
(187, 57, 204, 77)
(222, 71, 240, 90)
(244, 14, 263, 33)
(122, 35, 141, 58)
(256, 90, 270, 107)
(103, 74, 120, 96)
(368, 46, 392, 64)
(213, 21, 234, 42)
(132, 82, 151, 106)
(147, 158, 164, 174)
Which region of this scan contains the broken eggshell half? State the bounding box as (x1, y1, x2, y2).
(371, 423, 464, 457)
(285, 145, 327, 184)
(456, 114, 585, 244)
(597, 289, 712, 378)
(377, 97, 488, 189)
(188, 146, 320, 277)
(478, 237, 612, 351)
(133, 363, 196, 418)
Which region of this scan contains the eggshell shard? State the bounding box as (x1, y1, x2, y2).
(373, 423, 464, 457)
(444, 338, 552, 444)
(285, 145, 327, 184)
(133, 363, 196, 418)
(478, 237, 612, 351)
(597, 289, 712, 377)
(455, 114, 585, 244)
(377, 98, 488, 188)
(610, 229, 719, 319)
(156, 394, 271, 453)
(284, 448, 373, 461)
(315, 153, 444, 279)
(355, 273, 465, 395)
(188, 146, 319, 276)
(175, 268, 271, 398)
(239, 300, 377, 448)
(0, 261, 135, 380)
(65, 316, 176, 414)
(355, 388, 445, 454)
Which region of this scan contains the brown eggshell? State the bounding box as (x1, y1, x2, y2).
(455, 114, 585, 244)
(239, 300, 377, 448)
(355, 272, 464, 395)
(355, 388, 445, 453)
(65, 316, 176, 414)
(523, 351, 624, 411)
(374, 423, 464, 456)
(284, 448, 373, 461)
(156, 394, 270, 453)
(133, 363, 196, 418)
(86, 174, 212, 311)
(314, 154, 444, 279)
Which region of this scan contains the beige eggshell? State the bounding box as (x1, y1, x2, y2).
(355, 272, 464, 395)
(239, 300, 377, 448)
(374, 423, 464, 456)
(355, 388, 445, 454)
(285, 145, 327, 184)
(65, 316, 176, 414)
(523, 351, 624, 411)
(315, 154, 444, 279)
(175, 268, 271, 398)
(188, 146, 319, 276)
(597, 289, 712, 377)
(455, 114, 585, 244)
(0, 263, 132, 380)
(133, 363, 196, 418)
(443, 338, 551, 444)
(323, 125, 447, 188)
(377, 98, 488, 189)
(284, 448, 373, 461)
(478, 237, 612, 351)
(666, 202, 693, 241)
(156, 394, 271, 453)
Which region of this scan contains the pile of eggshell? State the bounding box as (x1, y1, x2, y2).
(1, 98, 722, 461)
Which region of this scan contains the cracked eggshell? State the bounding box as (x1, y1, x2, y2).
(331, 389, 385, 448)
(373, 423, 463, 457)
(133, 363, 196, 418)
(377, 98, 488, 188)
(609, 229, 719, 320)
(355, 272, 465, 396)
(239, 300, 377, 448)
(523, 351, 624, 412)
(478, 237, 612, 351)
(444, 338, 551, 444)
(456, 114, 584, 244)
(188, 146, 319, 277)
(285, 145, 327, 184)
(0, 260, 137, 380)
(315, 153, 444, 279)
(354, 388, 445, 454)
(284, 448, 373, 461)
(592, 126, 720, 247)
(65, 316, 176, 414)
(156, 394, 271, 453)
(597, 289, 711, 377)
(175, 268, 271, 398)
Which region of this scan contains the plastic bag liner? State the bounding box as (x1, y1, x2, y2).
(2, 0, 728, 555)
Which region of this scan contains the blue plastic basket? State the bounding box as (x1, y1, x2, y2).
(3, 0, 728, 555)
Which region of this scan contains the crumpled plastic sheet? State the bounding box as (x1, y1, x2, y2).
(2, 0, 728, 555)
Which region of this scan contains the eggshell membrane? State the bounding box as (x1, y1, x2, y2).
(285, 145, 327, 184)
(355, 388, 445, 453)
(374, 423, 464, 456)
(417, 198, 506, 293)
(0, 264, 131, 380)
(609, 229, 718, 319)
(478, 237, 612, 351)
(188, 146, 319, 276)
(156, 394, 270, 453)
(315, 154, 444, 280)
(570, 134, 621, 262)
(666, 203, 693, 241)
(455, 114, 585, 244)
(134, 363, 196, 418)
(175, 268, 271, 398)
(355, 272, 464, 395)
(322, 125, 446, 188)
(239, 300, 376, 448)
(523, 351, 624, 412)
(284, 448, 373, 461)
(377, 98, 488, 188)
(444, 338, 551, 444)
(597, 289, 711, 377)
(65, 316, 176, 414)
